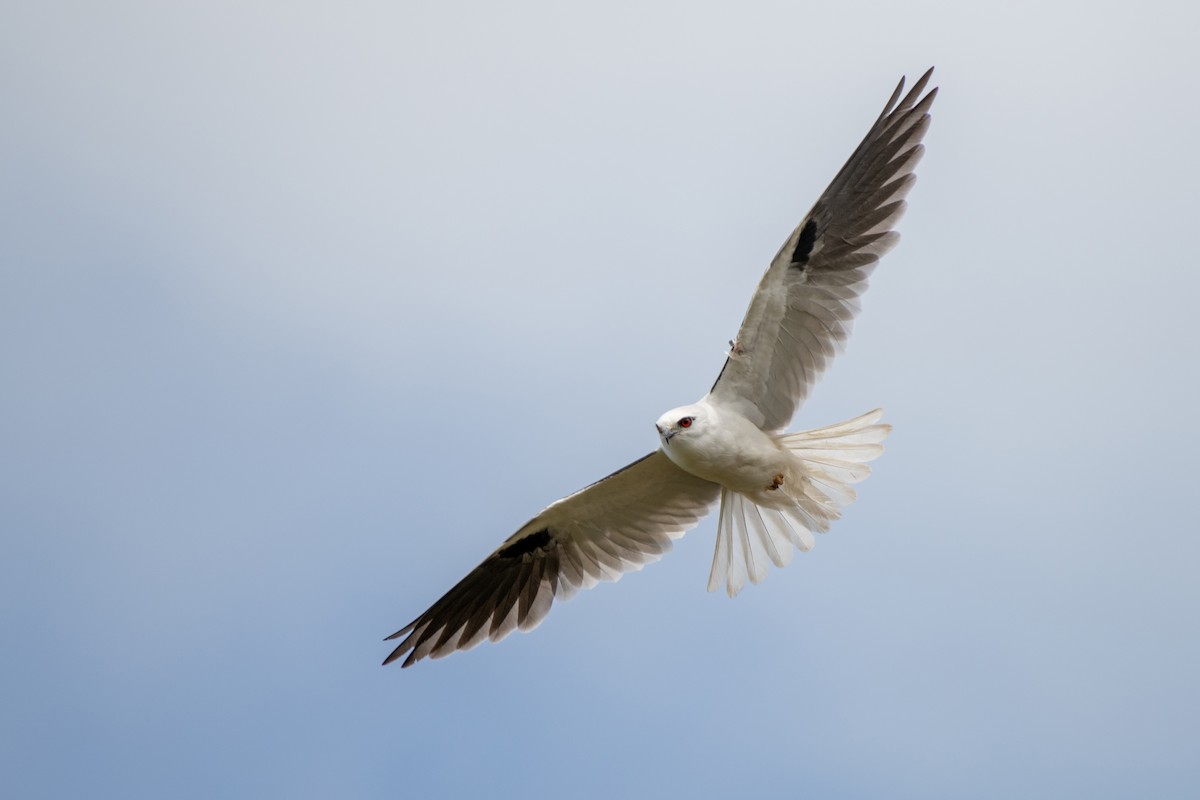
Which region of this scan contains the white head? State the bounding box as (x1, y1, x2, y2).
(655, 405, 704, 448)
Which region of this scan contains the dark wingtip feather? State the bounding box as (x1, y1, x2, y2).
(908, 67, 935, 99)
(381, 646, 407, 666)
(383, 620, 416, 641)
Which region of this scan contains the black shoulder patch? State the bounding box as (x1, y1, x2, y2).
(709, 355, 731, 393)
(497, 528, 552, 559)
(790, 218, 818, 267)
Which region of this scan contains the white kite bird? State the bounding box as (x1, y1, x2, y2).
(385, 69, 937, 667)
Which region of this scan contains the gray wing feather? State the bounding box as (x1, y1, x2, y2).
(708, 68, 937, 431)
(383, 451, 719, 667)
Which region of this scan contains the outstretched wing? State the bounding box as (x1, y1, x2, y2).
(708, 68, 937, 432)
(384, 451, 719, 667)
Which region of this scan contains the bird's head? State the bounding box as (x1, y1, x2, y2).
(655, 406, 702, 447)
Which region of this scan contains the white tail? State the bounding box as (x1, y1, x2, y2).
(707, 408, 891, 597)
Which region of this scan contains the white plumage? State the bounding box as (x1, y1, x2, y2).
(384, 69, 937, 667)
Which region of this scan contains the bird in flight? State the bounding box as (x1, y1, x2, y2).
(385, 68, 937, 667)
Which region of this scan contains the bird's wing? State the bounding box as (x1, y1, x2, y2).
(383, 450, 719, 667)
(707, 68, 937, 431)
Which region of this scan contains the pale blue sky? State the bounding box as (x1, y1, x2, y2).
(3, 2, 1199, 798)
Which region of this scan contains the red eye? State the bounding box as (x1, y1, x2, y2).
(678, 417, 694, 428)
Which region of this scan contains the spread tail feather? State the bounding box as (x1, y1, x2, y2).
(707, 409, 891, 597)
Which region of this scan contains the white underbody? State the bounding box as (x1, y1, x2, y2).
(656, 397, 890, 596)
(660, 400, 788, 496)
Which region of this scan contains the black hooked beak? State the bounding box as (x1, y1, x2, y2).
(656, 423, 676, 445)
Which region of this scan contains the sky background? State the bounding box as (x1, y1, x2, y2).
(3, 2, 1199, 797)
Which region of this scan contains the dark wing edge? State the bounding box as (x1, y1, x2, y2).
(793, 67, 937, 265)
(383, 451, 720, 668)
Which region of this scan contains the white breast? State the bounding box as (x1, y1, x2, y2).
(660, 399, 786, 493)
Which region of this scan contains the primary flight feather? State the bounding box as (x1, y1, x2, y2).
(384, 68, 937, 667)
